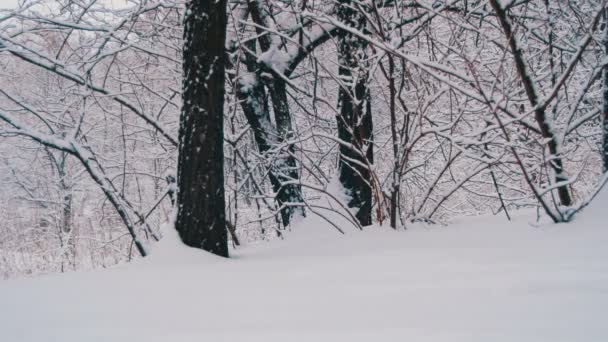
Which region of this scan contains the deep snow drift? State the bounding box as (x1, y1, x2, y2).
(1, 194, 608, 341)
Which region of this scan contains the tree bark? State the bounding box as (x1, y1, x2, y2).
(264, 77, 306, 226)
(243, 0, 305, 226)
(175, 0, 228, 257)
(336, 0, 373, 226)
(236, 70, 305, 226)
(602, 9, 608, 173)
(489, 0, 572, 207)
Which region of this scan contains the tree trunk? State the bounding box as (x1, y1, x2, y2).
(265, 77, 306, 226)
(230, 3, 305, 227)
(489, 0, 572, 207)
(603, 9, 608, 173)
(237, 71, 305, 226)
(175, 0, 228, 257)
(388, 57, 399, 229)
(336, 0, 373, 226)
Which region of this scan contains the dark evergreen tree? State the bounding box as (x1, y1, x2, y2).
(175, 0, 229, 257)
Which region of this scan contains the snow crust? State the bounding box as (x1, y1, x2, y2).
(1, 194, 608, 341)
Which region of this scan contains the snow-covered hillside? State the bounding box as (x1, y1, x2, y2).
(1, 193, 608, 342)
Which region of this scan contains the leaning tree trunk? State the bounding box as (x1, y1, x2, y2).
(490, 0, 572, 207)
(336, 0, 373, 226)
(175, 0, 228, 257)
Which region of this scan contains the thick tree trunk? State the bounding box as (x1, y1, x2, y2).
(175, 0, 228, 257)
(336, 0, 373, 226)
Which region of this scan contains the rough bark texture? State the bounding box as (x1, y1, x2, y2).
(336, 0, 373, 226)
(176, 0, 228, 257)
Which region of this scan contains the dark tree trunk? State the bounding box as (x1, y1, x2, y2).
(230, 53, 303, 227)
(265, 77, 305, 226)
(175, 0, 228, 257)
(603, 9, 608, 173)
(237, 69, 304, 226)
(336, 0, 373, 226)
(242, 0, 305, 226)
(490, 0, 572, 207)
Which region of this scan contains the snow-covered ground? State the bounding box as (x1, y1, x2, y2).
(1, 194, 608, 341)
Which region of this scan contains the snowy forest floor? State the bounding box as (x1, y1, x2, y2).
(1, 196, 608, 341)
